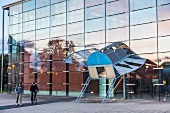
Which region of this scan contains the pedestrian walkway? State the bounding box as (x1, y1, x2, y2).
(0, 93, 169, 113)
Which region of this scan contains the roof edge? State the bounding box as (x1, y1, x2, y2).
(2, 0, 29, 10)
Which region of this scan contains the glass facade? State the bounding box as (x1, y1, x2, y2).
(6, 0, 170, 100)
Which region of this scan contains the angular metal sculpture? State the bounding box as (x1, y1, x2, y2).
(64, 42, 148, 103)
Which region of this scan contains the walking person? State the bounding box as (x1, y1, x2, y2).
(15, 82, 23, 106)
(30, 82, 39, 104)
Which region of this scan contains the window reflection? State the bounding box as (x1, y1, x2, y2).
(67, 0, 84, 11)
(85, 31, 105, 46)
(23, 10, 35, 22)
(130, 38, 157, 54)
(51, 25, 66, 38)
(67, 34, 84, 47)
(9, 4, 22, 15)
(51, 13, 66, 26)
(23, 20, 35, 32)
(36, 0, 50, 8)
(67, 9, 83, 23)
(36, 6, 50, 19)
(36, 28, 49, 40)
(138, 53, 158, 65)
(130, 0, 156, 11)
(159, 52, 170, 66)
(68, 22, 84, 35)
(51, 0, 65, 4)
(106, 0, 128, 15)
(106, 13, 129, 29)
(106, 27, 129, 42)
(158, 4, 170, 21)
(158, 0, 170, 5)
(85, 0, 105, 7)
(36, 17, 49, 29)
(10, 13, 22, 25)
(158, 36, 170, 52)
(51, 2, 66, 15)
(51, 37, 66, 60)
(158, 20, 170, 36)
(23, 0, 35, 12)
(130, 23, 157, 40)
(85, 18, 105, 32)
(23, 31, 35, 41)
(86, 4, 105, 20)
(9, 23, 22, 34)
(130, 8, 156, 25)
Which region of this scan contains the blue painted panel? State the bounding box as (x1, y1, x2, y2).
(87, 52, 112, 66)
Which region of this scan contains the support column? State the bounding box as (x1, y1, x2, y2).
(123, 75, 126, 99)
(1, 9, 5, 93)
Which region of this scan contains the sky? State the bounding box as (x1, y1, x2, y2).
(0, 0, 18, 54)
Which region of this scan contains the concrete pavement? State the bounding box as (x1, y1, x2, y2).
(0, 93, 170, 113)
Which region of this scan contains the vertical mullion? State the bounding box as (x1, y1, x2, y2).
(35, 0, 37, 83)
(66, 0, 69, 97)
(156, 0, 159, 66)
(49, 0, 52, 96)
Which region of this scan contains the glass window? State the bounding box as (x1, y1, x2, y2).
(158, 36, 170, 52)
(67, 34, 84, 47)
(106, 27, 129, 42)
(158, 4, 170, 21)
(36, 6, 50, 19)
(23, 20, 35, 32)
(85, 4, 105, 20)
(51, 13, 66, 26)
(10, 13, 22, 25)
(106, 13, 129, 29)
(23, 10, 35, 22)
(10, 33, 22, 44)
(9, 4, 22, 15)
(130, 23, 157, 40)
(23, 0, 35, 12)
(36, 62, 50, 72)
(51, 37, 66, 60)
(159, 20, 170, 36)
(130, 38, 157, 54)
(23, 31, 35, 41)
(36, 0, 50, 8)
(24, 41, 35, 56)
(106, 0, 128, 15)
(51, 2, 66, 15)
(52, 72, 66, 96)
(85, 18, 105, 32)
(67, 9, 83, 23)
(158, 0, 170, 5)
(130, 0, 156, 11)
(85, 30, 105, 46)
(159, 52, 170, 66)
(52, 61, 66, 71)
(69, 72, 83, 94)
(9, 23, 22, 34)
(36, 17, 50, 29)
(36, 39, 50, 51)
(85, 0, 105, 7)
(130, 8, 156, 25)
(51, 25, 66, 38)
(67, 0, 84, 11)
(51, 0, 65, 4)
(139, 53, 158, 65)
(68, 22, 84, 35)
(36, 28, 49, 40)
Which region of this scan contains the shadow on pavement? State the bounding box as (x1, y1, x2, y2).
(0, 97, 76, 110)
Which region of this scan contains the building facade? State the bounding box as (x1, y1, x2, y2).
(2, 0, 170, 99)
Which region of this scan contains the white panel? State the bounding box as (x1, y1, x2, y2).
(105, 65, 115, 79)
(88, 67, 99, 79)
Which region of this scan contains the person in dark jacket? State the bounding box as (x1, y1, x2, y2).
(15, 82, 23, 106)
(30, 82, 39, 104)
